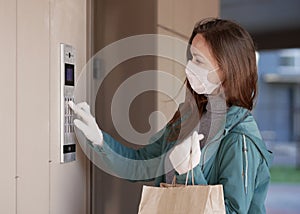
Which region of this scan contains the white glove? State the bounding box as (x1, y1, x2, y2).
(169, 131, 204, 175)
(68, 101, 103, 146)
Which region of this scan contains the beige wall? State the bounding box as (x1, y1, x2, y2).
(0, 0, 88, 213)
(158, 0, 220, 38)
(0, 1, 17, 213)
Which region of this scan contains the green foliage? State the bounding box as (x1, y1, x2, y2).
(270, 167, 300, 183)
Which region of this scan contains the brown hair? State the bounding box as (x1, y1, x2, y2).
(166, 18, 258, 143)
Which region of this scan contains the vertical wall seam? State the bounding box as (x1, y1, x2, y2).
(48, 0, 51, 213)
(15, 0, 18, 213)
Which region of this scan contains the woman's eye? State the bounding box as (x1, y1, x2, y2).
(193, 57, 202, 64)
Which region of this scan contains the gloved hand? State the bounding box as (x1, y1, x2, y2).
(68, 101, 103, 147)
(169, 131, 204, 175)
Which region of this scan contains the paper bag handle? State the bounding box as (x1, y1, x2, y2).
(185, 147, 195, 186)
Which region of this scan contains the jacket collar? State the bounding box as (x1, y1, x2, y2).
(223, 106, 249, 136)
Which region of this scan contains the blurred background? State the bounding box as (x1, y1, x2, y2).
(222, 0, 300, 213)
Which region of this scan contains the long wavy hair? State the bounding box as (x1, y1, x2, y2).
(166, 18, 258, 143)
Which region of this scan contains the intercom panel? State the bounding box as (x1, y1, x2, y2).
(60, 43, 76, 163)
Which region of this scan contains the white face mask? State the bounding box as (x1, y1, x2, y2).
(185, 60, 221, 95)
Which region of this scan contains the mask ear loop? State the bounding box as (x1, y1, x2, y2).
(208, 67, 219, 73)
(207, 67, 222, 90)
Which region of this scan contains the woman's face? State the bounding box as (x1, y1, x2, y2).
(189, 34, 224, 93)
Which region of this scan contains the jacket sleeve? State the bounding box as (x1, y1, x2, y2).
(87, 128, 166, 181)
(218, 133, 262, 214)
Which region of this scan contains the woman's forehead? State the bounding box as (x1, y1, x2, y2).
(191, 34, 210, 52)
(191, 34, 217, 67)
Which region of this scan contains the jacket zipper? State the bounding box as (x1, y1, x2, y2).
(243, 134, 248, 195)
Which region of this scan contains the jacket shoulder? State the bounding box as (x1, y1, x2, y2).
(220, 129, 273, 167)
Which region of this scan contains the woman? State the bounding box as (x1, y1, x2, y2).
(69, 18, 273, 213)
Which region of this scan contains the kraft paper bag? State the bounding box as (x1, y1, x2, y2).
(138, 183, 226, 214)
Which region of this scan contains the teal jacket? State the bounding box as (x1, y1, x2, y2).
(91, 106, 273, 214)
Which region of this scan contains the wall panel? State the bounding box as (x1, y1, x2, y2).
(0, 0, 88, 213)
(16, 0, 50, 213)
(0, 0, 17, 213)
